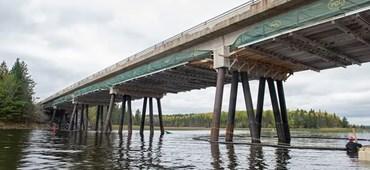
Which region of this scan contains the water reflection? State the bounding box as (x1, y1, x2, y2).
(249, 145, 266, 169)
(0, 130, 367, 169)
(226, 144, 238, 169)
(275, 148, 291, 169)
(210, 143, 222, 169)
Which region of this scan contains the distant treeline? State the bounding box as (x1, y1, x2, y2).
(106, 108, 351, 129)
(160, 109, 350, 128)
(0, 59, 35, 122)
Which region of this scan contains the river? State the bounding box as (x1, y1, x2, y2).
(0, 129, 369, 169)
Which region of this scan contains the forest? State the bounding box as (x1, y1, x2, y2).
(0, 59, 35, 122)
(106, 107, 351, 129)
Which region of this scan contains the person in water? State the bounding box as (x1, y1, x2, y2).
(346, 136, 362, 154)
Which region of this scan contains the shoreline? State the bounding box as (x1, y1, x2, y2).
(1, 122, 368, 132)
(0, 121, 49, 130)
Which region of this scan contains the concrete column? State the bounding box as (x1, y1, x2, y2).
(256, 77, 266, 140)
(157, 97, 164, 135)
(69, 104, 77, 131)
(240, 72, 259, 143)
(267, 78, 285, 143)
(104, 94, 116, 133)
(276, 80, 291, 143)
(127, 95, 133, 135)
(225, 71, 239, 142)
(140, 97, 147, 136)
(149, 97, 154, 136)
(119, 95, 127, 134)
(210, 68, 226, 142)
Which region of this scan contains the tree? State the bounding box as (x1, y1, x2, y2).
(342, 116, 349, 128)
(0, 59, 36, 121)
(0, 61, 8, 79)
(134, 109, 141, 125)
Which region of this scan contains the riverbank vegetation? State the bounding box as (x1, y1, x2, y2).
(158, 109, 351, 129)
(97, 107, 357, 129)
(0, 59, 37, 123)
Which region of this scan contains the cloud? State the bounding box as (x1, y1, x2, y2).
(0, 0, 369, 125)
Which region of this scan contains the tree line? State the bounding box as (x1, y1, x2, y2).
(109, 108, 350, 129)
(161, 109, 350, 128)
(0, 59, 35, 122)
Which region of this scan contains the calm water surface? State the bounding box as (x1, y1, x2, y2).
(0, 129, 370, 169)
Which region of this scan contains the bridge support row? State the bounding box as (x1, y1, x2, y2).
(96, 93, 164, 135)
(67, 104, 90, 131)
(139, 97, 165, 137)
(211, 68, 291, 144)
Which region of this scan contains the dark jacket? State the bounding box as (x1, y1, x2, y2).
(346, 141, 362, 153)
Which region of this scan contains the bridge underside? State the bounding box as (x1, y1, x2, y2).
(231, 9, 370, 74)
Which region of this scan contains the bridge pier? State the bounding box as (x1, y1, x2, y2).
(79, 104, 85, 131)
(256, 77, 266, 140)
(95, 106, 100, 131)
(140, 97, 147, 137)
(119, 95, 127, 134)
(149, 97, 154, 137)
(225, 71, 238, 142)
(277, 80, 291, 143)
(127, 95, 133, 135)
(157, 97, 164, 136)
(240, 72, 259, 143)
(84, 105, 89, 131)
(50, 106, 57, 124)
(210, 68, 226, 142)
(267, 78, 291, 144)
(68, 104, 78, 131)
(104, 94, 116, 133)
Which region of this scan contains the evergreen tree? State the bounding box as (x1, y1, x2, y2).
(0, 61, 8, 79)
(342, 116, 349, 128)
(0, 59, 36, 121)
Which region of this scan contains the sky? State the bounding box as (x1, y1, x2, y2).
(1, 0, 370, 125)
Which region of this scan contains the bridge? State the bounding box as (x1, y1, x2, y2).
(42, 0, 370, 144)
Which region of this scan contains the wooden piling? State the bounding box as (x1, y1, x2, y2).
(256, 77, 266, 140)
(240, 72, 259, 143)
(119, 95, 127, 134)
(140, 97, 147, 136)
(104, 94, 116, 133)
(149, 97, 154, 136)
(276, 80, 291, 143)
(157, 97, 164, 135)
(267, 78, 285, 143)
(225, 71, 238, 142)
(210, 68, 226, 142)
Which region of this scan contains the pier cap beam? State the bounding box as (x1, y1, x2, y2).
(213, 46, 231, 69)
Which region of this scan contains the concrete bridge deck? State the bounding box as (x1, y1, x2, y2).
(42, 0, 370, 143)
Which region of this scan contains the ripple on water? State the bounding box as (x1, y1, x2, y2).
(0, 129, 369, 169)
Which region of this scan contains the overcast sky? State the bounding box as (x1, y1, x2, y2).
(1, 0, 370, 125)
